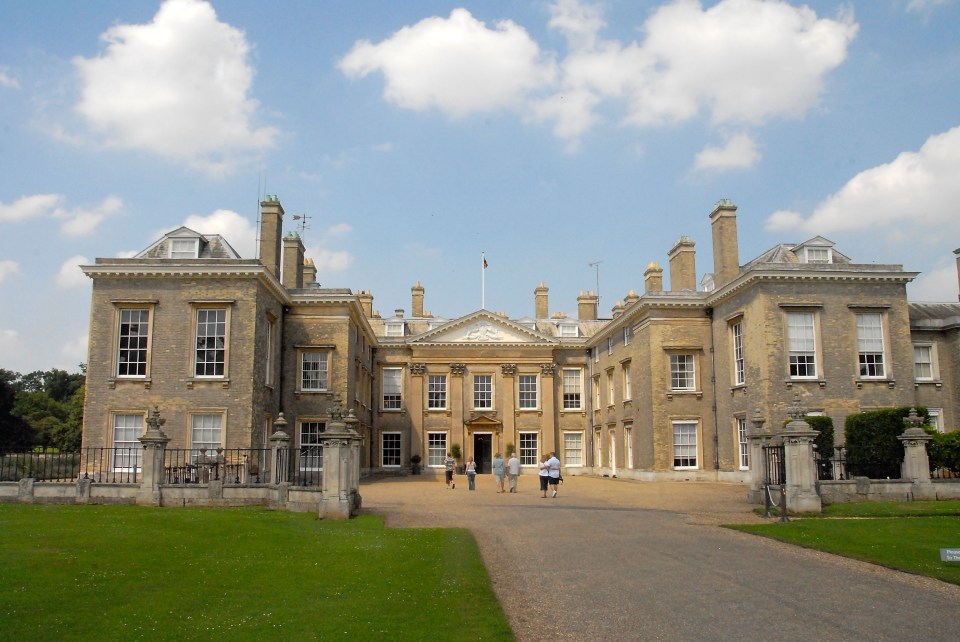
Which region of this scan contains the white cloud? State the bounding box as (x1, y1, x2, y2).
(180, 209, 258, 258)
(62, 332, 90, 365)
(340, 1, 857, 147)
(339, 8, 557, 118)
(73, 0, 276, 174)
(909, 263, 959, 302)
(325, 223, 352, 237)
(308, 247, 353, 273)
(53, 195, 123, 237)
(0, 328, 25, 366)
(0, 194, 62, 222)
(0, 260, 20, 282)
(906, 0, 956, 13)
(765, 126, 960, 235)
(694, 133, 760, 171)
(56, 255, 90, 289)
(0, 68, 20, 89)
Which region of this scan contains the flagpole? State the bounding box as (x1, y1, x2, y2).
(481, 252, 486, 310)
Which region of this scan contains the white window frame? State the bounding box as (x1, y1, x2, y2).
(622, 364, 632, 401)
(301, 351, 330, 392)
(111, 413, 144, 472)
(385, 322, 404, 337)
(927, 408, 943, 433)
(563, 431, 583, 467)
(427, 432, 447, 467)
(607, 337, 613, 355)
(169, 237, 199, 259)
(672, 420, 699, 470)
(737, 416, 749, 470)
(559, 324, 578, 338)
(473, 374, 493, 410)
(856, 313, 886, 379)
(427, 375, 447, 410)
(606, 369, 615, 406)
(623, 326, 631, 346)
(804, 246, 831, 264)
(381, 367, 403, 410)
(519, 432, 539, 466)
(670, 354, 696, 391)
(194, 308, 228, 378)
(593, 375, 601, 410)
(190, 413, 223, 458)
(518, 374, 538, 410)
(624, 424, 633, 470)
(913, 344, 936, 381)
(562, 368, 582, 410)
(381, 432, 401, 467)
(732, 321, 744, 386)
(264, 315, 276, 387)
(116, 307, 151, 378)
(787, 312, 817, 379)
(299, 421, 325, 471)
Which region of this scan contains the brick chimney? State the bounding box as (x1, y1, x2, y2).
(535, 282, 549, 319)
(357, 290, 374, 317)
(577, 290, 599, 321)
(411, 282, 425, 318)
(667, 237, 696, 292)
(259, 196, 284, 279)
(624, 289, 639, 307)
(710, 199, 740, 287)
(644, 262, 663, 293)
(303, 258, 317, 285)
(282, 232, 304, 290)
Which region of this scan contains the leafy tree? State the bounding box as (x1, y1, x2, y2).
(0, 369, 34, 450)
(845, 407, 928, 479)
(928, 430, 960, 474)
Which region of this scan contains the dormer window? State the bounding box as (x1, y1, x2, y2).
(385, 322, 405, 337)
(170, 238, 199, 259)
(804, 247, 831, 264)
(559, 324, 578, 338)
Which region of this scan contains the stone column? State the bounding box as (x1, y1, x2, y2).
(270, 414, 292, 508)
(137, 406, 170, 507)
(746, 407, 769, 503)
(541, 363, 557, 454)
(899, 408, 935, 500)
(781, 395, 822, 513)
(319, 400, 362, 520)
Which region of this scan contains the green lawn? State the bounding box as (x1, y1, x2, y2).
(0, 504, 513, 641)
(729, 501, 960, 585)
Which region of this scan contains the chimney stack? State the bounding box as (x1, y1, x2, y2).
(644, 262, 664, 293)
(259, 196, 284, 279)
(710, 199, 740, 287)
(535, 283, 549, 319)
(282, 232, 304, 290)
(303, 258, 317, 285)
(357, 290, 374, 318)
(667, 236, 697, 292)
(411, 282, 425, 317)
(577, 290, 599, 321)
(624, 289, 639, 307)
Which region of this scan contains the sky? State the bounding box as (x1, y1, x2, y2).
(1, 0, 959, 375)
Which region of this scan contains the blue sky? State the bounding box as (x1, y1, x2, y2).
(1, 0, 959, 374)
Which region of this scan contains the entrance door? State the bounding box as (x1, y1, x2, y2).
(473, 433, 492, 474)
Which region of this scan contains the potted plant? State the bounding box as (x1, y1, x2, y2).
(505, 442, 516, 457)
(410, 454, 422, 475)
(451, 443, 464, 474)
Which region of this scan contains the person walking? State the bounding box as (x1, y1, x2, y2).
(466, 458, 477, 491)
(546, 451, 561, 497)
(492, 452, 505, 493)
(538, 454, 550, 498)
(444, 452, 456, 489)
(507, 452, 521, 493)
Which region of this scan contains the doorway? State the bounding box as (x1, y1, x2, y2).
(473, 433, 492, 474)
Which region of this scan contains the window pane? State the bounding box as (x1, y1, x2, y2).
(856, 313, 884, 377)
(914, 345, 933, 380)
(563, 432, 582, 466)
(562, 369, 581, 409)
(300, 421, 325, 470)
(382, 368, 402, 409)
(195, 309, 226, 377)
(427, 433, 446, 466)
(787, 313, 816, 378)
(737, 417, 749, 469)
(670, 354, 695, 390)
(519, 433, 538, 465)
(673, 422, 698, 468)
(382, 433, 401, 466)
(732, 322, 744, 385)
(302, 352, 329, 391)
(428, 375, 447, 409)
(191, 414, 222, 459)
(519, 375, 537, 409)
(117, 309, 149, 377)
(474, 375, 492, 409)
(112, 414, 143, 470)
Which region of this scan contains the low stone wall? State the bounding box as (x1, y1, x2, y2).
(0, 479, 322, 511)
(818, 477, 960, 504)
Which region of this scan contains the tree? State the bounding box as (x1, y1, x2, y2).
(0, 369, 33, 450)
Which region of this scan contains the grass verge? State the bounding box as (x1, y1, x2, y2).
(729, 501, 960, 585)
(0, 504, 513, 641)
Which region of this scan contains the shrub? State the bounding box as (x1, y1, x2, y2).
(845, 407, 927, 479)
(929, 430, 960, 474)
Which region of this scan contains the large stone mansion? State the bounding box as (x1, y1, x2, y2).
(80, 197, 960, 480)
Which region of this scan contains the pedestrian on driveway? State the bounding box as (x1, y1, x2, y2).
(538, 454, 550, 498)
(507, 452, 521, 493)
(444, 452, 455, 489)
(546, 451, 561, 498)
(492, 452, 505, 492)
(466, 458, 477, 490)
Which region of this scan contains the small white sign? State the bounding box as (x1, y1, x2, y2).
(939, 548, 960, 562)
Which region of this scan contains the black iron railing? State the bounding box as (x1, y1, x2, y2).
(762, 444, 785, 486)
(815, 446, 847, 481)
(163, 448, 270, 485)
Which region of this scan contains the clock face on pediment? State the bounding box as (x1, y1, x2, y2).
(413, 313, 554, 344)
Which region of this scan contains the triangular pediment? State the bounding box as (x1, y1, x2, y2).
(411, 310, 557, 345)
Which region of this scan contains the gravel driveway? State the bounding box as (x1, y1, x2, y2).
(360, 474, 960, 641)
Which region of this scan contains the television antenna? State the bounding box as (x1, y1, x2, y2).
(292, 213, 311, 237)
(589, 260, 602, 306)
